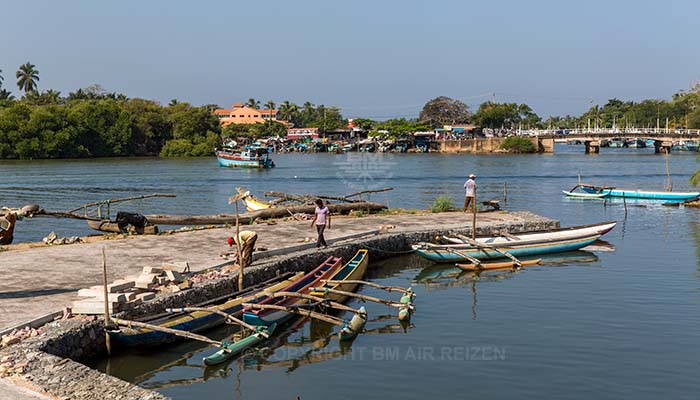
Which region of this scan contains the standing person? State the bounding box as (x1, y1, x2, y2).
(463, 174, 477, 211)
(310, 199, 331, 248)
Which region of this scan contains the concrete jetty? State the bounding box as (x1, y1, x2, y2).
(0, 210, 558, 400)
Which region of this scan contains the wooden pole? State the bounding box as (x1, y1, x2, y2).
(455, 234, 522, 267)
(101, 247, 111, 356)
(321, 280, 412, 295)
(234, 200, 244, 291)
(503, 182, 507, 208)
(308, 287, 405, 308)
(242, 303, 346, 327)
(165, 307, 265, 337)
(111, 318, 221, 346)
(665, 147, 672, 191)
(270, 291, 361, 314)
(472, 186, 477, 240)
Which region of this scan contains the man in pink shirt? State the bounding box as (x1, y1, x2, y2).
(310, 199, 331, 248)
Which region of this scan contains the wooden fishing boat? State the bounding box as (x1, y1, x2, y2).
(413, 234, 604, 263)
(442, 221, 616, 247)
(236, 187, 274, 212)
(109, 272, 303, 347)
(242, 256, 343, 326)
(309, 249, 368, 302)
(562, 190, 608, 199)
(456, 258, 542, 271)
(203, 323, 277, 366)
(216, 146, 275, 168)
(578, 184, 700, 201)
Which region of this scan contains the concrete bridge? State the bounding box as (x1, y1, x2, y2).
(538, 131, 700, 154)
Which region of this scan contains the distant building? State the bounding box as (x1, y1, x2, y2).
(214, 102, 282, 126)
(287, 127, 319, 140)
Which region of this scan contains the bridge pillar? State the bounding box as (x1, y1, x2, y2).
(654, 140, 672, 154)
(584, 140, 600, 154)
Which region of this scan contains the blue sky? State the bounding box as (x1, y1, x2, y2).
(1, 0, 699, 118)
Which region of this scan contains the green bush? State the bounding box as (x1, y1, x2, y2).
(500, 136, 536, 153)
(430, 196, 454, 213)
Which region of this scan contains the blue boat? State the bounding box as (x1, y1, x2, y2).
(216, 146, 275, 168)
(579, 184, 700, 201)
(412, 235, 603, 263)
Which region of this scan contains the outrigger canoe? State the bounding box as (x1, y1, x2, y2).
(573, 184, 700, 201)
(109, 272, 303, 347)
(413, 234, 606, 263)
(242, 256, 343, 326)
(442, 221, 616, 248)
(236, 187, 274, 212)
(309, 249, 369, 302)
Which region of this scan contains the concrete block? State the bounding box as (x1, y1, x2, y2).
(142, 266, 163, 275)
(107, 281, 135, 293)
(165, 270, 183, 283)
(156, 276, 168, 285)
(162, 261, 190, 273)
(91, 293, 127, 303)
(136, 292, 156, 302)
(71, 300, 121, 315)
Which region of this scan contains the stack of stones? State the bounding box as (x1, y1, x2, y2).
(71, 262, 190, 315)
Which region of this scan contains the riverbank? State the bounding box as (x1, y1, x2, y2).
(0, 209, 558, 399)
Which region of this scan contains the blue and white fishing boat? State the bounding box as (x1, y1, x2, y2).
(412, 222, 616, 263)
(216, 146, 275, 168)
(577, 184, 700, 201)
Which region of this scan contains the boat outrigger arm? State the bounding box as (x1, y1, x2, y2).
(165, 306, 269, 338)
(569, 183, 615, 194)
(320, 279, 415, 296)
(452, 234, 523, 267)
(308, 287, 406, 309)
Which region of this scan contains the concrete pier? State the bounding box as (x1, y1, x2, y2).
(0, 210, 558, 400)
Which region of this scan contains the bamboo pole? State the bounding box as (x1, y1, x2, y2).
(472, 186, 477, 240)
(234, 200, 244, 292)
(455, 234, 522, 267)
(320, 280, 412, 295)
(503, 182, 507, 207)
(242, 303, 346, 327)
(270, 292, 361, 314)
(308, 287, 405, 308)
(165, 307, 265, 337)
(111, 318, 221, 346)
(665, 147, 672, 191)
(102, 248, 111, 356)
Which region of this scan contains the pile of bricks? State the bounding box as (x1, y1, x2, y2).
(71, 262, 190, 315)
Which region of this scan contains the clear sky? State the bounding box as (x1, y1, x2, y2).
(1, 0, 699, 118)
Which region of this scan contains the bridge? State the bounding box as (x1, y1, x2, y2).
(535, 130, 700, 154)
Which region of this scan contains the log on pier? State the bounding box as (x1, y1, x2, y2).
(145, 201, 387, 225)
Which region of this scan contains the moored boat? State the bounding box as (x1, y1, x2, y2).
(203, 323, 277, 366)
(579, 184, 700, 201)
(216, 146, 275, 168)
(309, 249, 369, 302)
(242, 256, 343, 326)
(109, 272, 303, 347)
(236, 187, 274, 212)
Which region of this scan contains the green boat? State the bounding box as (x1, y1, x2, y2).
(202, 323, 277, 366)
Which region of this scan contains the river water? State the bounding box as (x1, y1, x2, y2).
(3, 145, 700, 398)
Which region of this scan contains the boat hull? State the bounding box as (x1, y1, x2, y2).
(413, 235, 601, 263)
(217, 156, 273, 168)
(109, 273, 302, 347)
(203, 323, 277, 366)
(581, 187, 700, 200)
(309, 249, 368, 302)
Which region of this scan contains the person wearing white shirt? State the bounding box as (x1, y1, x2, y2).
(463, 174, 476, 211)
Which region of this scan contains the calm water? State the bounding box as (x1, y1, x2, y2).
(4, 145, 700, 399)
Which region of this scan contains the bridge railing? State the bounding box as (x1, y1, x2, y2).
(530, 128, 700, 137)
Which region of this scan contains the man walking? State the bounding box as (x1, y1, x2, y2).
(463, 174, 477, 211)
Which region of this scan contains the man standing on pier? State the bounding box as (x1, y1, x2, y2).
(464, 174, 477, 211)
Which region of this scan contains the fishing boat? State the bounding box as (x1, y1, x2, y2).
(242, 256, 343, 326)
(236, 187, 274, 212)
(645, 138, 656, 147)
(109, 272, 303, 347)
(441, 221, 616, 248)
(625, 138, 646, 148)
(608, 138, 625, 148)
(309, 249, 368, 302)
(562, 190, 608, 199)
(412, 233, 610, 263)
(203, 323, 277, 366)
(216, 146, 275, 168)
(578, 184, 700, 201)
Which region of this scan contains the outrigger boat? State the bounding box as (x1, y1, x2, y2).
(413, 222, 615, 264)
(203, 323, 278, 366)
(236, 187, 274, 212)
(216, 146, 275, 168)
(108, 272, 303, 347)
(570, 183, 700, 201)
(242, 256, 343, 326)
(309, 249, 369, 302)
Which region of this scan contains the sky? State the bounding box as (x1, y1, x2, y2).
(1, 0, 699, 119)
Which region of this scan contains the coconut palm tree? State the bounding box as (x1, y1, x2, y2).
(279, 100, 298, 122)
(0, 89, 13, 101)
(16, 62, 40, 94)
(265, 100, 276, 121)
(0, 69, 4, 87)
(245, 98, 260, 109)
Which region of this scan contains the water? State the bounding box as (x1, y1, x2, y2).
(4, 145, 700, 398)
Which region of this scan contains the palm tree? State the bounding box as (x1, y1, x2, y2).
(16, 62, 40, 94)
(0, 69, 4, 87)
(0, 89, 13, 101)
(169, 99, 179, 106)
(279, 100, 298, 122)
(265, 100, 276, 121)
(245, 98, 260, 109)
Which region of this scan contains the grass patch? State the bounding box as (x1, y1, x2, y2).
(430, 196, 454, 213)
(500, 136, 536, 153)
